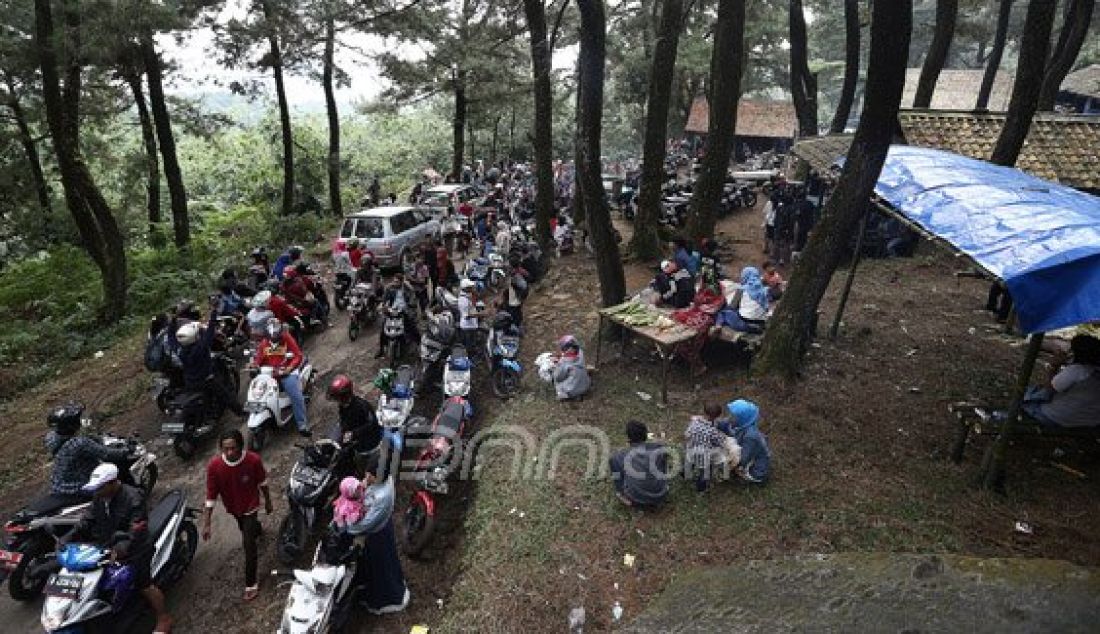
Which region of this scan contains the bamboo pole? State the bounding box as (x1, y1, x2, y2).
(981, 332, 1045, 491)
(828, 210, 869, 340)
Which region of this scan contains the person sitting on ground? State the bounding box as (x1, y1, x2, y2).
(552, 335, 591, 401)
(719, 399, 771, 483)
(1023, 334, 1100, 428)
(608, 421, 669, 508)
(761, 260, 786, 302)
(734, 266, 770, 330)
(684, 403, 737, 492)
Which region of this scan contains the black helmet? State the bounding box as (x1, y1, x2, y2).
(251, 247, 267, 260)
(289, 245, 304, 259)
(175, 299, 200, 320)
(48, 402, 84, 436)
(492, 312, 513, 331)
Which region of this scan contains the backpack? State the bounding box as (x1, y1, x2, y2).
(144, 330, 168, 372)
(511, 274, 530, 300)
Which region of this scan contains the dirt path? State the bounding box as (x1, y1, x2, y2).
(0, 253, 496, 633)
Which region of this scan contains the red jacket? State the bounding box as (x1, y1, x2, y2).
(267, 293, 302, 323)
(205, 451, 267, 517)
(253, 332, 303, 372)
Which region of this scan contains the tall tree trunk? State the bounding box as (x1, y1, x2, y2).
(575, 0, 625, 309)
(509, 105, 516, 160)
(4, 77, 53, 227)
(452, 73, 466, 180)
(35, 0, 127, 322)
(261, 0, 294, 215)
(140, 36, 188, 248)
(322, 14, 342, 217)
(991, 0, 1058, 165)
(829, 0, 860, 133)
(976, 0, 1012, 110)
(913, 0, 958, 108)
(755, 0, 912, 378)
(632, 0, 685, 260)
(524, 0, 555, 247)
(124, 68, 163, 248)
(686, 0, 745, 240)
(789, 0, 817, 136)
(1037, 0, 1095, 110)
(572, 54, 586, 226)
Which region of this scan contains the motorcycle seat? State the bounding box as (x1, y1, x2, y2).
(147, 489, 186, 540)
(435, 400, 466, 435)
(171, 392, 206, 409)
(20, 492, 90, 519)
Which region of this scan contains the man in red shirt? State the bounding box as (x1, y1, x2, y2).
(202, 429, 272, 602)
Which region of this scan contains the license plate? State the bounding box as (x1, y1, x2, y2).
(0, 549, 22, 571)
(45, 574, 82, 598)
(161, 422, 185, 434)
(293, 465, 326, 487)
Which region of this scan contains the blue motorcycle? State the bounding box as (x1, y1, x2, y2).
(486, 313, 522, 399)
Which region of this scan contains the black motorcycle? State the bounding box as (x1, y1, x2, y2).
(160, 351, 239, 459)
(332, 272, 353, 311)
(277, 439, 353, 564)
(415, 312, 455, 395)
(382, 305, 413, 367)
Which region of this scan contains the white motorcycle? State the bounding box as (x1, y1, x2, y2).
(442, 345, 473, 398)
(245, 360, 315, 452)
(278, 532, 366, 634)
(39, 489, 198, 633)
(377, 365, 417, 430)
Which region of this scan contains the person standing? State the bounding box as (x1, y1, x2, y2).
(202, 429, 273, 602)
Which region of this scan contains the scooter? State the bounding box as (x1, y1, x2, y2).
(486, 252, 508, 289)
(160, 352, 239, 460)
(402, 396, 472, 556)
(2, 432, 158, 603)
(245, 360, 315, 452)
(381, 306, 411, 368)
(376, 366, 417, 430)
(277, 440, 353, 565)
(277, 530, 366, 634)
(486, 327, 522, 399)
(38, 489, 199, 633)
(332, 272, 353, 311)
(415, 311, 455, 395)
(346, 282, 379, 341)
(442, 345, 473, 399)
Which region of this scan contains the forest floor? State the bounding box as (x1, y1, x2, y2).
(0, 204, 1097, 633)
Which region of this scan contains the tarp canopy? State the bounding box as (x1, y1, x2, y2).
(871, 146, 1100, 334)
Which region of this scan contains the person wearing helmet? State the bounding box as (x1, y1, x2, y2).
(272, 245, 304, 281)
(376, 272, 420, 359)
(176, 300, 245, 417)
(457, 278, 485, 354)
(552, 335, 590, 401)
(327, 375, 382, 458)
(245, 291, 276, 342)
(251, 319, 310, 436)
(45, 403, 131, 499)
(264, 290, 306, 343)
(295, 262, 331, 323)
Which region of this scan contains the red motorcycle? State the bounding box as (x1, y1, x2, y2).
(402, 396, 472, 555)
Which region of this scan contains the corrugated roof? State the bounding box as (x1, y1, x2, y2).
(790, 111, 1100, 190)
(684, 96, 797, 139)
(1061, 64, 1100, 99)
(901, 68, 1014, 111)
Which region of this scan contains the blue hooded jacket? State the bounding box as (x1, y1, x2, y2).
(720, 399, 771, 482)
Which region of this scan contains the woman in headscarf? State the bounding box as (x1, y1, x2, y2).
(736, 266, 769, 330)
(552, 335, 591, 400)
(331, 455, 409, 614)
(719, 399, 771, 483)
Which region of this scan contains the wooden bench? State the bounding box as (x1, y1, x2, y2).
(948, 403, 1100, 463)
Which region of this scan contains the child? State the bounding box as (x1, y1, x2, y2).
(761, 260, 786, 301)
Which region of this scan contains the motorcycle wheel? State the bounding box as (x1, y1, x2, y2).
(277, 511, 305, 565)
(7, 537, 51, 602)
(389, 340, 401, 368)
(159, 520, 199, 588)
(491, 367, 521, 399)
(402, 497, 435, 556)
(348, 319, 360, 341)
(173, 435, 197, 460)
(248, 427, 266, 452)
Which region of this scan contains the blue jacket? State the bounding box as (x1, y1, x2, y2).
(272, 253, 294, 280)
(719, 421, 771, 482)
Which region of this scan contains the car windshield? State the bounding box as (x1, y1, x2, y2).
(343, 217, 384, 239)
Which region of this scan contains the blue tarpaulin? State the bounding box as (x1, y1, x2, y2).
(870, 145, 1100, 334)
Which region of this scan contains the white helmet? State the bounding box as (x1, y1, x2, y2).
(176, 322, 201, 346)
(251, 290, 272, 309)
(460, 279, 476, 291)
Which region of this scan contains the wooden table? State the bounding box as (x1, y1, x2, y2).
(594, 302, 698, 404)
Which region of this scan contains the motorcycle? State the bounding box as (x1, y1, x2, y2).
(463, 257, 491, 291)
(277, 530, 366, 634)
(659, 195, 691, 227)
(554, 226, 575, 257)
(376, 366, 417, 431)
(346, 282, 379, 342)
(160, 351, 239, 460)
(486, 328, 522, 399)
(486, 252, 508, 289)
(277, 440, 353, 565)
(415, 312, 455, 395)
(332, 272, 353, 311)
(442, 345, 473, 399)
(402, 396, 472, 555)
(382, 305, 412, 367)
(1, 434, 157, 603)
(39, 489, 198, 633)
(244, 360, 316, 452)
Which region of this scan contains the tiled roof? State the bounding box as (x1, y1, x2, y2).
(790, 111, 1100, 190)
(684, 96, 797, 139)
(901, 68, 1013, 111)
(1061, 64, 1100, 99)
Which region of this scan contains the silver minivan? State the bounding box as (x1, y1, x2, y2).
(334, 206, 441, 269)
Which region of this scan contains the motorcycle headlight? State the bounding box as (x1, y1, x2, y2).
(41, 613, 63, 632)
